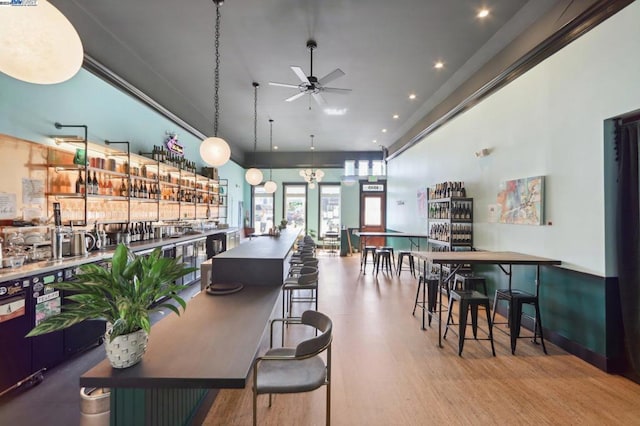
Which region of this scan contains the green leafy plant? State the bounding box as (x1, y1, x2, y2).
(27, 243, 197, 341)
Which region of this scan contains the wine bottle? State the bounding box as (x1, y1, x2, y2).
(76, 170, 85, 195)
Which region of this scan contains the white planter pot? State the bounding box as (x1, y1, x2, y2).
(104, 328, 148, 369)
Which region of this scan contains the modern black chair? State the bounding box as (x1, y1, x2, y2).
(283, 266, 319, 319)
(253, 310, 333, 426)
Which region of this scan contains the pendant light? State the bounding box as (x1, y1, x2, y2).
(245, 82, 263, 186)
(299, 134, 325, 189)
(0, 1, 83, 85)
(263, 119, 277, 194)
(200, 0, 231, 167)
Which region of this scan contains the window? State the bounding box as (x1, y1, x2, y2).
(358, 160, 369, 177)
(283, 184, 307, 231)
(371, 160, 386, 176)
(252, 185, 274, 233)
(319, 184, 341, 238)
(344, 160, 356, 176)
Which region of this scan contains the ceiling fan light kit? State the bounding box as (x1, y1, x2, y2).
(269, 39, 351, 108)
(200, 0, 231, 167)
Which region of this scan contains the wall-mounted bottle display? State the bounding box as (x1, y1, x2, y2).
(43, 137, 225, 226)
(426, 183, 473, 252)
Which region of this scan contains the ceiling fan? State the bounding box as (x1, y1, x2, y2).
(269, 39, 351, 107)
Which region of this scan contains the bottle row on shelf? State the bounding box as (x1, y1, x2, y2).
(429, 223, 473, 244)
(50, 171, 223, 205)
(150, 145, 198, 173)
(429, 181, 466, 199)
(429, 201, 473, 220)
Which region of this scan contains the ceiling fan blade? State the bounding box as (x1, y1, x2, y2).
(321, 87, 352, 94)
(291, 66, 310, 84)
(318, 68, 345, 86)
(285, 92, 306, 102)
(269, 82, 300, 89)
(312, 93, 327, 106)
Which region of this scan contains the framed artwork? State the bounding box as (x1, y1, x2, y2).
(496, 176, 544, 225)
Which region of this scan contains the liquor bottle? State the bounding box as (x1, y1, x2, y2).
(106, 177, 113, 196)
(76, 170, 85, 195)
(92, 171, 99, 195)
(119, 179, 127, 197)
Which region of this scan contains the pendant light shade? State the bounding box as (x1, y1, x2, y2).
(300, 135, 324, 187)
(245, 82, 263, 186)
(263, 118, 277, 194)
(245, 168, 263, 186)
(200, 0, 230, 167)
(200, 136, 231, 167)
(264, 180, 277, 194)
(0, 1, 83, 85)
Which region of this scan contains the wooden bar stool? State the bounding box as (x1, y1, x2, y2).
(444, 289, 496, 356)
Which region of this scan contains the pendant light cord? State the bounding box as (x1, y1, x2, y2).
(253, 82, 259, 167)
(269, 119, 274, 180)
(214, 1, 221, 137)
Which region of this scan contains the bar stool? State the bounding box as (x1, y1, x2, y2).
(380, 246, 395, 267)
(361, 245, 377, 272)
(453, 274, 488, 295)
(444, 289, 496, 356)
(412, 273, 439, 330)
(374, 248, 393, 274)
(283, 266, 319, 319)
(397, 250, 416, 277)
(492, 287, 547, 355)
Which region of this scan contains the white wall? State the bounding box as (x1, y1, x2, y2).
(387, 1, 640, 276)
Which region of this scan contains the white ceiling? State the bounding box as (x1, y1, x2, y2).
(50, 0, 562, 162)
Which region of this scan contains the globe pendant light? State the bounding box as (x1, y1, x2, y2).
(299, 134, 324, 188)
(263, 119, 277, 194)
(0, 1, 83, 85)
(245, 82, 263, 186)
(200, 0, 231, 167)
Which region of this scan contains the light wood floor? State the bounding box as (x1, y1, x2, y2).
(203, 254, 640, 426)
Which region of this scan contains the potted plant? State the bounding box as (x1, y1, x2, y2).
(27, 243, 196, 368)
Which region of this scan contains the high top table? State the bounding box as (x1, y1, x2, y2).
(411, 250, 561, 348)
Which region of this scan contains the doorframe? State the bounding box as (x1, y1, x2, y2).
(359, 181, 387, 230)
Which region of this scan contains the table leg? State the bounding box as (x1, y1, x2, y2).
(438, 267, 443, 347)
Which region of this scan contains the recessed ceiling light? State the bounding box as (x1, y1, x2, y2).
(372, 139, 377, 143)
(273, 146, 279, 150)
(382, 129, 387, 133)
(409, 93, 416, 100)
(310, 146, 315, 150)
(478, 9, 490, 18)
(393, 114, 399, 119)
(434, 61, 444, 69)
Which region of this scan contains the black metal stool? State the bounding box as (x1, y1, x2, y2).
(361, 245, 377, 272)
(397, 250, 416, 277)
(380, 246, 395, 266)
(492, 288, 547, 355)
(444, 289, 496, 356)
(454, 274, 488, 295)
(374, 249, 393, 274)
(412, 273, 440, 330)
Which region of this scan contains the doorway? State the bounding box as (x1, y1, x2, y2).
(360, 182, 386, 247)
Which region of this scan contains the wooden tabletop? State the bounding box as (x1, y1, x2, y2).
(355, 231, 430, 238)
(411, 250, 561, 266)
(80, 284, 281, 389)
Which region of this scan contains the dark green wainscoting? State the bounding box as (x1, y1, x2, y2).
(111, 388, 216, 426)
(464, 264, 624, 372)
(374, 232, 624, 372)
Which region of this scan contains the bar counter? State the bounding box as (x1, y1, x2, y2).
(0, 228, 239, 282)
(210, 229, 300, 286)
(78, 228, 299, 425)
